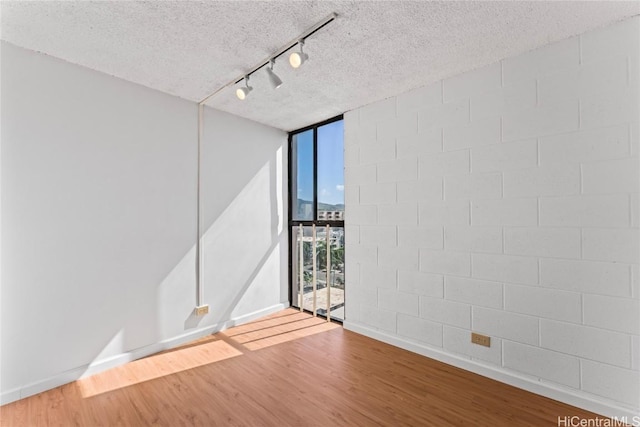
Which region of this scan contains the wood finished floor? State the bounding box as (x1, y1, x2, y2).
(1, 308, 602, 426)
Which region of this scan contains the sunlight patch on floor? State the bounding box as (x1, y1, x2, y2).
(77, 308, 339, 398)
(241, 321, 340, 351)
(78, 339, 242, 398)
(222, 309, 340, 350)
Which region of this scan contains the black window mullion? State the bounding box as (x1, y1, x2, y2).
(287, 133, 293, 305)
(312, 127, 318, 222)
(288, 115, 344, 309)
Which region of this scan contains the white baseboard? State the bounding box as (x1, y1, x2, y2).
(0, 388, 20, 406)
(0, 302, 288, 406)
(343, 320, 639, 420)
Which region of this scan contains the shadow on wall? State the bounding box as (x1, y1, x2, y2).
(199, 108, 287, 325)
(81, 135, 286, 387)
(88, 107, 288, 379)
(1, 42, 287, 402)
(1, 40, 200, 396)
(179, 155, 285, 331)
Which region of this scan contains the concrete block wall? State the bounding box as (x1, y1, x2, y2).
(343, 17, 639, 416)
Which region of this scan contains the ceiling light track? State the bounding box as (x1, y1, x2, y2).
(199, 11, 338, 104)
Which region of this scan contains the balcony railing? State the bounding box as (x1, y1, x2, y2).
(292, 224, 345, 321)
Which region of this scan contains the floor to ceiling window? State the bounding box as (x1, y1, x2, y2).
(289, 115, 345, 321)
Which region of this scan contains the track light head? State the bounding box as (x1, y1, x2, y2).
(266, 59, 283, 89)
(236, 76, 253, 100)
(289, 40, 308, 68)
(236, 86, 252, 100)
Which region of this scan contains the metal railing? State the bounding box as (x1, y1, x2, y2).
(295, 224, 345, 321)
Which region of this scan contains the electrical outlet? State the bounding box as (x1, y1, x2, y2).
(195, 305, 209, 316)
(471, 332, 491, 347)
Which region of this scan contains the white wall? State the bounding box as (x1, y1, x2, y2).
(0, 42, 288, 403)
(343, 17, 640, 418)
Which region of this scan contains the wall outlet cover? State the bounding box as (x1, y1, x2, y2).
(471, 332, 491, 347)
(195, 305, 209, 316)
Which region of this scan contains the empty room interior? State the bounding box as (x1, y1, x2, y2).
(1, 1, 639, 425)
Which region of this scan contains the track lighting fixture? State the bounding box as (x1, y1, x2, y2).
(266, 59, 283, 89)
(236, 75, 253, 100)
(201, 12, 336, 103)
(289, 39, 309, 69)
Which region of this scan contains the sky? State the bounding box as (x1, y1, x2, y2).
(296, 119, 344, 206)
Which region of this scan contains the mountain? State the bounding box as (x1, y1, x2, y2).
(298, 199, 344, 211)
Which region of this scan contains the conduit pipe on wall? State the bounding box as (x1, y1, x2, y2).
(195, 103, 205, 311)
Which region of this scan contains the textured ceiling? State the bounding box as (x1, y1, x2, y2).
(2, 1, 639, 131)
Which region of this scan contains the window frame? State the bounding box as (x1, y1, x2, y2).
(287, 114, 344, 306)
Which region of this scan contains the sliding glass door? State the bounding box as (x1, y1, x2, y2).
(289, 116, 345, 321)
